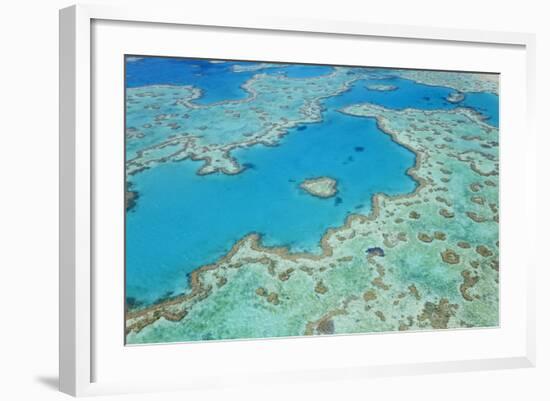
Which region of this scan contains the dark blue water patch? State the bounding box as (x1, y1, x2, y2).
(126, 106, 417, 305)
(366, 247, 385, 257)
(344, 155, 354, 164)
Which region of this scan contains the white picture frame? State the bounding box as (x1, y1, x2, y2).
(59, 3, 536, 397)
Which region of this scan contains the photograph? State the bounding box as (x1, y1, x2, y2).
(124, 56, 500, 344)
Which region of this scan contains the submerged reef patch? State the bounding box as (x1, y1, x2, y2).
(125, 185, 139, 211)
(366, 84, 398, 92)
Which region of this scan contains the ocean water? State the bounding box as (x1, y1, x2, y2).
(125, 58, 499, 305)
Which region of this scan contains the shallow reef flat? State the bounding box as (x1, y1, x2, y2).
(395, 70, 499, 95)
(232, 62, 288, 72)
(126, 99, 499, 343)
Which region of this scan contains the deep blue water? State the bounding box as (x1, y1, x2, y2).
(125, 58, 499, 305)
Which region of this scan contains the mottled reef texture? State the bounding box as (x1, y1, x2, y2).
(125, 182, 139, 212)
(125, 68, 356, 179)
(395, 70, 498, 95)
(125, 73, 499, 343)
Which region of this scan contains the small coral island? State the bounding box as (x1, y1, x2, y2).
(366, 84, 398, 91)
(446, 91, 465, 103)
(300, 176, 339, 198)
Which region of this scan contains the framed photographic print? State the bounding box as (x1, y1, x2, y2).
(59, 4, 536, 396)
(124, 56, 501, 344)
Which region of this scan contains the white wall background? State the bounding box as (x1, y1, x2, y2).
(0, 0, 547, 399)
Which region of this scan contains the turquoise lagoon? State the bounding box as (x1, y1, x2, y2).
(125, 57, 499, 306)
